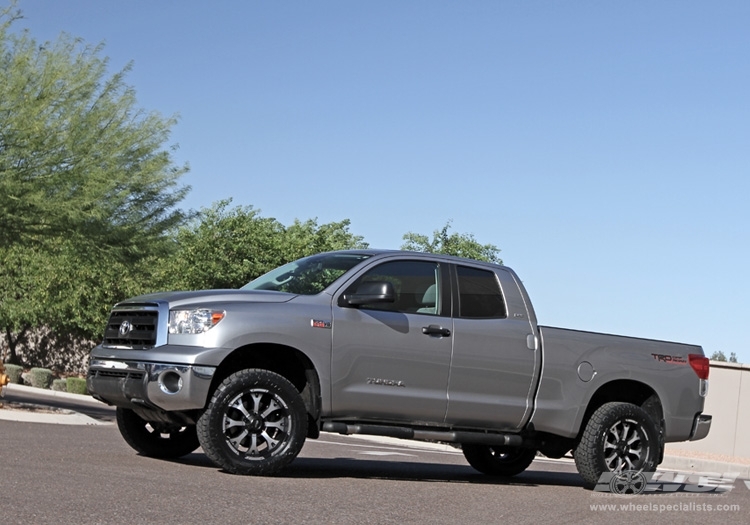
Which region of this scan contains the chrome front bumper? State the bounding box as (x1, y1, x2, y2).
(87, 359, 215, 412)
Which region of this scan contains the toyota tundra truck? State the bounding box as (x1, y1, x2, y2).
(87, 250, 711, 486)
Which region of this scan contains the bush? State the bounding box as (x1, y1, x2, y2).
(3, 364, 23, 384)
(28, 367, 54, 389)
(66, 377, 88, 395)
(2, 327, 95, 376)
(51, 378, 68, 392)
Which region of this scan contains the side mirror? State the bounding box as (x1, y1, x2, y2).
(344, 281, 395, 306)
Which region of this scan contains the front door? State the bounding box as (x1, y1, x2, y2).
(330, 258, 452, 423)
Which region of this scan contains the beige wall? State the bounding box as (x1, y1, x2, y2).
(667, 361, 750, 459)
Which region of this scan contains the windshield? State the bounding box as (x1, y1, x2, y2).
(241, 253, 371, 295)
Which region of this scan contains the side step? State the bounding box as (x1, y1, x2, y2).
(322, 422, 523, 447)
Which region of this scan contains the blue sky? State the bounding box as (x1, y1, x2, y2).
(14, 1, 750, 363)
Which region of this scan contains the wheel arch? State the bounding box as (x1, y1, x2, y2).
(579, 380, 664, 441)
(210, 343, 322, 437)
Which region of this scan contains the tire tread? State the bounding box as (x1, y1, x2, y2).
(197, 368, 307, 476)
(574, 401, 658, 487)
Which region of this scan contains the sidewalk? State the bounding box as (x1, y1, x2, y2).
(2, 383, 748, 478)
(661, 448, 750, 479)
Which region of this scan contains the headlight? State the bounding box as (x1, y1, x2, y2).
(168, 309, 225, 334)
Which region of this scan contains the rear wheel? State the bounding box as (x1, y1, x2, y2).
(462, 445, 537, 477)
(197, 369, 307, 476)
(116, 407, 200, 459)
(574, 402, 659, 487)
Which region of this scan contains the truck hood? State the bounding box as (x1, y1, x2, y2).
(117, 289, 296, 309)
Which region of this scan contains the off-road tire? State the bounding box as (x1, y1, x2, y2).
(116, 407, 200, 459)
(462, 445, 537, 477)
(197, 368, 307, 476)
(574, 401, 659, 487)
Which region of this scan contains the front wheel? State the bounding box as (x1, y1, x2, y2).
(462, 445, 537, 477)
(116, 407, 200, 459)
(197, 369, 307, 476)
(574, 402, 659, 487)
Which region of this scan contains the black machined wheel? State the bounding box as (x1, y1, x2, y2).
(574, 402, 659, 487)
(116, 407, 200, 459)
(197, 369, 307, 476)
(462, 444, 537, 477)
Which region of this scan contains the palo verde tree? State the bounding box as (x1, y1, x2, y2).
(0, 3, 189, 366)
(401, 221, 502, 264)
(0, 3, 188, 257)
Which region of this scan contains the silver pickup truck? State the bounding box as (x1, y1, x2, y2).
(87, 250, 711, 486)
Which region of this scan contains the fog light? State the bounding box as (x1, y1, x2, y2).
(159, 371, 183, 395)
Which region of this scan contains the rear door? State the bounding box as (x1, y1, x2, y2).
(444, 264, 539, 431)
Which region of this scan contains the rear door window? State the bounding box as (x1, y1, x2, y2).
(456, 265, 506, 319)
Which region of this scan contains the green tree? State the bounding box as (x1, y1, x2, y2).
(0, 3, 189, 365)
(283, 218, 369, 261)
(709, 351, 738, 363)
(0, 4, 189, 258)
(0, 238, 155, 366)
(156, 200, 368, 291)
(401, 221, 502, 264)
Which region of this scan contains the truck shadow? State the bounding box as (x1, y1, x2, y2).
(171, 453, 585, 488)
(285, 457, 586, 488)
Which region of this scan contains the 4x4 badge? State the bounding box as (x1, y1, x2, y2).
(118, 320, 133, 336)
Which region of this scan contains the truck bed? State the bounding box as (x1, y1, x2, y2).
(531, 325, 704, 440)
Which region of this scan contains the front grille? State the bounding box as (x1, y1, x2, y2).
(88, 369, 145, 381)
(102, 306, 159, 349)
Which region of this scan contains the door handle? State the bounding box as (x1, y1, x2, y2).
(422, 324, 451, 337)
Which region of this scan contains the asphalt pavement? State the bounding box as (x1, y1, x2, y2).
(2, 382, 749, 478)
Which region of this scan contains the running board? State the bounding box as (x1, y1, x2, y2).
(322, 422, 523, 447)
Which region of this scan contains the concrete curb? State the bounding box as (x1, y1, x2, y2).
(3, 382, 104, 404)
(0, 383, 111, 425)
(0, 405, 109, 425)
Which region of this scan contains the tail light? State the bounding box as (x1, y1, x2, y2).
(689, 354, 710, 380)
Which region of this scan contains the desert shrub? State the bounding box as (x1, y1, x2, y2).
(51, 378, 68, 392)
(3, 364, 23, 384)
(28, 368, 54, 389)
(66, 377, 88, 395)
